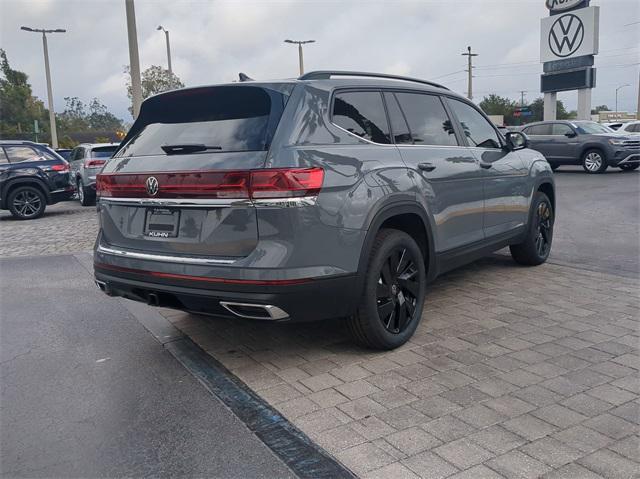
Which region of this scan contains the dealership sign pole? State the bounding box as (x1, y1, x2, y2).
(541, 0, 599, 120)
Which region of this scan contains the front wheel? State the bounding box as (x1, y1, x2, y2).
(619, 164, 639, 171)
(510, 192, 554, 266)
(582, 149, 608, 174)
(347, 229, 426, 350)
(8, 186, 46, 220)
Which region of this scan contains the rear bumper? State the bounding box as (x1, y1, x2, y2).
(50, 187, 76, 204)
(94, 263, 359, 322)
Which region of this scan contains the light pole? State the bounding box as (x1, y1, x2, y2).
(20, 26, 65, 148)
(284, 39, 315, 76)
(157, 25, 172, 75)
(125, 0, 143, 118)
(615, 84, 630, 114)
(461, 46, 478, 100)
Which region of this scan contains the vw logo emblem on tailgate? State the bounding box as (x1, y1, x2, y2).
(145, 176, 159, 196)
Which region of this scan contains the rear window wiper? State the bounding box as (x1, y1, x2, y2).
(161, 144, 223, 155)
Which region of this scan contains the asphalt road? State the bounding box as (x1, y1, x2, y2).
(0, 255, 294, 478)
(549, 166, 639, 276)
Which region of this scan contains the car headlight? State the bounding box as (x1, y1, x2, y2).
(608, 139, 625, 146)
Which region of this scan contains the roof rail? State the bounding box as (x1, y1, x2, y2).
(298, 70, 449, 90)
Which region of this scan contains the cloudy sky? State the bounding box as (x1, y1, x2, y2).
(1, 0, 638, 120)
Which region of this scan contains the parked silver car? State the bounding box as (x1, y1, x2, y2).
(94, 71, 555, 349)
(69, 143, 119, 205)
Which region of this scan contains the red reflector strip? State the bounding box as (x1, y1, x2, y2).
(96, 168, 323, 200)
(95, 262, 312, 286)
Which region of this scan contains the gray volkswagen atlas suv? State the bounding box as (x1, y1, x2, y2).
(94, 71, 555, 349)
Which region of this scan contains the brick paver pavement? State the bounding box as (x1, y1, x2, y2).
(159, 258, 639, 478)
(0, 202, 97, 257)
(3, 202, 638, 477)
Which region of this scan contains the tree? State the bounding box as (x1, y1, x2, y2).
(591, 105, 610, 115)
(0, 48, 49, 140)
(125, 65, 184, 116)
(56, 96, 124, 139)
(527, 97, 571, 123)
(479, 94, 518, 125)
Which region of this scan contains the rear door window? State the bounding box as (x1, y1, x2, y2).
(117, 86, 286, 157)
(384, 92, 412, 144)
(394, 92, 458, 146)
(4, 146, 41, 163)
(332, 91, 391, 144)
(448, 99, 501, 149)
(552, 124, 573, 136)
(524, 124, 552, 136)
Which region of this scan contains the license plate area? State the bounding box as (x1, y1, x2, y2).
(144, 208, 180, 238)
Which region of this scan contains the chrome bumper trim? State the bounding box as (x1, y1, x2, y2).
(98, 196, 317, 208)
(96, 244, 237, 265)
(618, 154, 640, 165)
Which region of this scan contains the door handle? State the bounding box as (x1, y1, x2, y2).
(418, 162, 436, 172)
(479, 161, 493, 169)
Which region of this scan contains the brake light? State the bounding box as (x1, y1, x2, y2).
(50, 163, 69, 172)
(85, 159, 107, 168)
(96, 168, 324, 200)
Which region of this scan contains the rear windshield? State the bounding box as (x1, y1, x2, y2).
(91, 146, 118, 158)
(116, 86, 286, 157)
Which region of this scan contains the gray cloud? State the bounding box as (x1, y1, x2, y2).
(1, 0, 638, 120)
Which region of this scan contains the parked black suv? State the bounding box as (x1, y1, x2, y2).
(0, 140, 74, 219)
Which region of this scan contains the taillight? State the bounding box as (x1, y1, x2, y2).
(49, 163, 69, 172)
(96, 168, 324, 200)
(85, 159, 107, 168)
(251, 168, 324, 199)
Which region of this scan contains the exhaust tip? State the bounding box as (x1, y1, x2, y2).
(220, 301, 289, 320)
(95, 280, 113, 296)
(147, 292, 161, 307)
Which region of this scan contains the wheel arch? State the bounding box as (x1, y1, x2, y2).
(355, 201, 437, 298)
(2, 177, 51, 206)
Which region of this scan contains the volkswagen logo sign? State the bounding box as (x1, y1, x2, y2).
(549, 13, 585, 58)
(145, 176, 159, 196)
(546, 0, 585, 12)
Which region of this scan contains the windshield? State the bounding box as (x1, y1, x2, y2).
(116, 86, 284, 158)
(574, 122, 615, 135)
(91, 146, 118, 158)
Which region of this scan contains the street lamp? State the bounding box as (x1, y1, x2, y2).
(615, 84, 630, 114)
(157, 25, 172, 75)
(284, 39, 315, 76)
(20, 26, 66, 148)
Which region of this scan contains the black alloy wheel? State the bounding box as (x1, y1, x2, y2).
(8, 186, 46, 220)
(534, 200, 553, 258)
(376, 247, 420, 334)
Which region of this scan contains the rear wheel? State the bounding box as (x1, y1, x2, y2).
(582, 149, 608, 174)
(347, 229, 426, 350)
(619, 164, 639, 171)
(77, 179, 95, 206)
(8, 186, 46, 220)
(510, 192, 554, 266)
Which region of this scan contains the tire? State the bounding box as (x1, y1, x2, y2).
(619, 164, 639, 171)
(77, 178, 95, 206)
(8, 185, 46, 220)
(510, 191, 554, 266)
(347, 229, 427, 350)
(582, 149, 608, 174)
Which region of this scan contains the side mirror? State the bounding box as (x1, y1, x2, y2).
(564, 131, 577, 138)
(505, 131, 528, 151)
